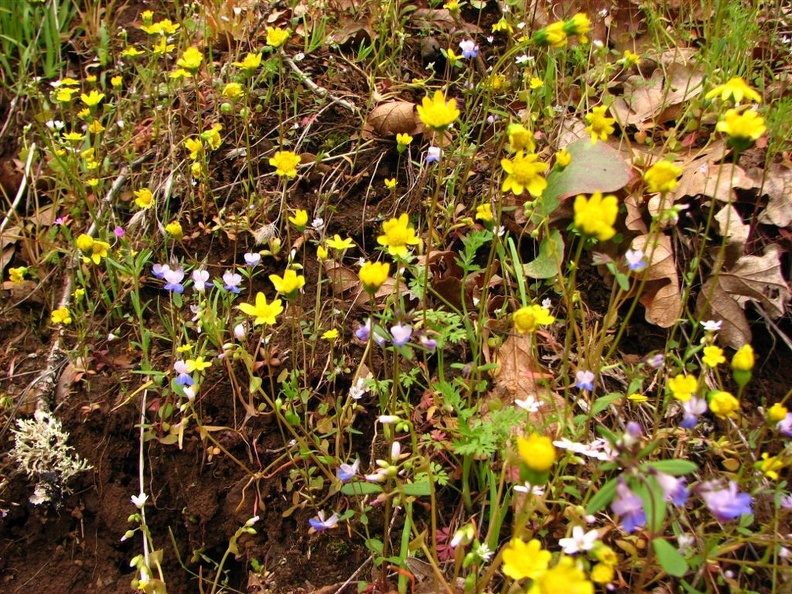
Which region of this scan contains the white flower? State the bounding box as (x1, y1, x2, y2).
(131, 492, 148, 509)
(378, 415, 400, 424)
(234, 323, 246, 340)
(311, 217, 325, 231)
(701, 320, 723, 332)
(515, 395, 542, 413)
(558, 525, 599, 554)
(515, 54, 532, 65)
(514, 482, 545, 496)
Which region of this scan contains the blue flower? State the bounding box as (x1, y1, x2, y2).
(244, 252, 261, 266)
(425, 146, 442, 163)
(575, 370, 595, 391)
(459, 39, 479, 59)
(152, 263, 171, 279)
(610, 480, 646, 533)
(163, 267, 185, 293)
(625, 249, 647, 271)
(337, 459, 360, 483)
(653, 470, 689, 506)
(223, 271, 242, 294)
(308, 511, 340, 532)
(173, 360, 194, 386)
(391, 323, 413, 346)
(700, 481, 752, 521)
(680, 396, 707, 428)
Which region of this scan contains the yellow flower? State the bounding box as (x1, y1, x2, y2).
(443, 0, 459, 13)
(716, 108, 766, 144)
(702, 345, 726, 368)
(668, 373, 698, 402)
(222, 82, 244, 100)
(269, 269, 306, 298)
(317, 245, 328, 260)
(486, 73, 507, 92)
(513, 304, 555, 334)
(76, 234, 95, 253)
(87, 178, 99, 188)
(416, 90, 460, 131)
(152, 37, 175, 55)
(322, 329, 339, 341)
(492, 18, 514, 34)
(239, 292, 284, 326)
(170, 68, 192, 80)
(185, 137, 204, 160)
(73, 288, 85, 302)
(705, 77, 762, 104)
(76, 107, 91, 120)
(269, 150, 301, 178)
(758, 452, 784, 480)
(534, 21, 568, 48)
(186, 356, 212, 372)
(731, 344, 754, 371)
(51, 307, 72, 325)
(517, 433, 556, 472)
(191, 161, 203, 178)
(396, 133, 413, 151)
(141, 10, 153, 25)
(326, 234, 355, 251)
(87, 240, 110, 264)
(502, 539, 551, 580)
(531, 557, 594, 594)
(620, 49, 640, 67)
(134, 188, 154, 209)
(88, 121, 105, 134)
(585, 105, 616, 143)
(507, 123, 535, 153)
(563, 13, 591, 40)
(501, 151, 548, 197)
(266, 26, 290, 48)
(555, 149, 572, 168)
(377, 213, 421, 259)
(574, 192, 618, 241)
(475, 203, 493, 222)
(176, 46, 203, 72)
(288, 209, 308, 231)
(384, 178, 397, 190)
(644, 160, 682, 194)
(628, 393, 648, 403)
(709, 390, 740, 419)
(176, 343, 193, 353)
(165, 220, 183, 240)
(529, 77, 544, 89)
(359, 261, 390, 292)
(201, 124, 223, 150)
(80, 90, 105, 107)
(233, 52, 262, 71)
(55, 87, 76, 102)
(121, 46, 144, 58)
(768, 403, 788, 423)
(594, 544, 618, 566)
(63, 132, 85, 143)
(445, 48, 461, 65)
(111, 75, 123, 88)
(590, 563, 614, 585)
(8, 266, 27, 283)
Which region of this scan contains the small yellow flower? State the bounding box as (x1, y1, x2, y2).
(377, 213, 421, 259)
(500, 151, 548, 197)
(322, 329, 340, 341)
(76, 234, 95, 253)
(628, 393, 648, 403)
(186, 356, 212, 372)
(359, 261, 390, 292)
(591, 563, 615, 585)
(533, 21, 567, 48)
(80, 90, 105, 107)
(111, 75, 123, 88)
(239, 292, 284, 325)
(716, 108, 766, 145)
(486, 73, 507, 92)
(564, 13, 591, 38)
(416, 90, 460, 132)
(574, 192, 619, 241)
(507, 123, 535, 153)
(709, 390, 740, 419)
(55, 87, 76, 102)
(316, 245, 328, 260)
(585, 105, 616, 143)
(768, 403, 788, 423)
(758, 452, 784, 480)
(702, 345, 726, 368)
(513, 304, 555, 334)
(492, 18, 514, 34)
(169, 68, 192, 80)
(8, 266, 27, 283)
(87, 178, 99, 188)
(191, 161, 203, 178)
(384, 178, 397, 190)
(326, 234, 355, 251)
(594, 544, 618, 566)
(62, 131, 85, 143)
(705, 77, 762, 104)
(644, 160, 682, 194)
(222, 82, 244, 100)
(141, 10, 154, 25)
(502, 539, 551, 581)
(475, 203, 493, 222)
(165, 220, 183, 240)
(73, 288, 85, 302)
(201, 124, 223, 150)
(133, 188, 154, 209)
(731, 344, 755, 371)
(51, 307, 72, 325)
(269, 269, 306, 298)
(533, 557, 594, 594)
(445, 48, 461, 65)
(76, 107, 91, 120)
(176, 343, 193, 353)
(176, 46, 203, 72)
(121, 46, 144, 58)
(555, 148, 572, 168)
(88, 121, 105, 134)
(269, 150, 301, 178)
(185, 137, 204, 160)
(266, 26, 290, 48)
(396, 133, 413, 151)
(529, 77, 544, 90)
(620, 50, 640, 67)
(443, 0, 459, 14)
(152, 36, 175, 55)
(668, 373, 698, 402)
(233, 52, 262, 72)
(517, 433, 556, 472)
(288, 209, 308, 231)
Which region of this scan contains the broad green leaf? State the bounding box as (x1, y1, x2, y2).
(591, 392, 624, 415)
(586, 476, 619, 515)
(402, 480, 432, 496)
(643, 460, 698, 476)
(341, 482, 384, 496)
(652, 538, 688, 577)
(523, 229, 564, 279)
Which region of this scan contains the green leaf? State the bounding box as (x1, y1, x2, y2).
(643, 460, 698, 476)
(634, 479, 666, 532)
(586, 476, 619, 515)
(652, 538, 688, 577)
(523, 229, 564, 279)
(591, 392, 624, 415)
(402, 481, 432, 496)
(341, 482, 384, 496)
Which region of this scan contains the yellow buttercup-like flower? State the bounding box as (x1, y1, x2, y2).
(767, 403, 788, 423)
(396, 133, 413, 151)
(384, 178, 397, 190)
(51, 307, 72, 325)
(165, 220, 183, 240)
(222, 82, 244, 100)
(76, 234, 95, 253)
(80, 90, 105, 107)
(555, 149, 572, 168)
(513, 304, 555, 334)
(201, 124, 223, 150)
(233, 52, 262, 72)
(668, 373, 698, 402)
(709, 390, 740, 419)
(185, 137, 203, 160)
(501, 151, 548, 197)
(239, 292, 283, 326)
(702, 345, 726, 368)
(377, 213, 421, 259)
(86, 240, 110, 264)
(359, 261, 390, 292)
(269, 151, 301, 178)
(759, 452, 784, 480)
(620, 50, 640, 67)
(266, 26, 290, 48)
(716, 108, 766, 144)
(517, 433, 556, 472)
(585, 105, 616, 143)
(644, 160, 682, 194)
(705, 77, 762, 104)
(269, 269, 306, 298)
(533, 21, 567, 48)
(563, 12, 591, 40)
(574, 192, 618, 241)
(288, 209, 308, 231)
(416, 90, 460, 131)
(731, 344, 755, 371)
(176, 46, 203, 72)
(507, 123, 535, 153)
(326, 234, 355, 251)
(8, 266, 27, 283)
(475, 203, 493, 222)
(502, 539, 551, 581)
(532, 556, 594, 594)
(133, 188, 154, 209)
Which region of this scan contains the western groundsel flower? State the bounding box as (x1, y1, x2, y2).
(80, 90, 104, 107)
(532, 556, 594, 594)
(575, 370, 595, 391)
(417, 90, 460, 131)
(732, 344, 754, 371)
(359, 261, 389, 292)
(377, 213, 421, 259)
(185, 137, 203, 160)
(611, 480, 646, 533)
(668, 373, 698, 401)
(517, 433, 556, 472)
(384, 178, 397, 190)
(51, 307, 72, 325)
(269, 269, 305, 298)
(500, 151, 548, 196)
(644, 160, 682, 193)
(269, 151, 301, 178)
(574, 192, 618, 241)
(705, 77, 762, 104)
(699, 480, 752, 521)
(620, 49, 640, 67)
(501, 538, 551, 580)
(585, 106, 616, 143)
(239, 292, 284, 326)
(266, 26, 290, 48)
(708, 390, 740, 419)
(186, 356, 211, 372)
(513, 304, 555, 333)
(222, 82, 244, 100)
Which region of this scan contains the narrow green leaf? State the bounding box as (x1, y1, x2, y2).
(643, 460, 698, 476)
(341, 482, 384, 496)
(402, 480, 432, 496)
(652, 538, 688, 577)
(591, 392, 624, 415)
(586, 476, 619, 515)
(523, 229, 564, 279)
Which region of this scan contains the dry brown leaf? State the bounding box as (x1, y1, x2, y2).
(672, 161, 756, 202)
(632, 234, 682, 327)
(610, 70, 665, 126)
(755, 163, 792, 227)
(697, 277, 752, 348)
(364, 101, 421, 138)
(410, 8, 481, 34)
(714, 204, 749, 254)
(624, 196, 648, 233)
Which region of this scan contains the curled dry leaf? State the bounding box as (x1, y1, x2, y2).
(322, 258, 404, 308)
(363, 101, 421, 138)
(714, 204, 749, 263)
(631, 233, 682, 328)
(672, 161, 756, 203)
(755, 163, 792, 228)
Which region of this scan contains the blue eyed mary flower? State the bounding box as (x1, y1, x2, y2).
(174, 360, 194, 386)
(244, 252, 261, 266)
(426, 146, 442, 163)
(777, 413, 792, 437)
(610, 480, 646, 533)
(391, 323, 413, 346)
(419, 334, 438, 352)
(680, 396, 708, 428)
(459, 39, 479, 58)
(223, 271, 242, 294)
(337, 459, 360, 482)
(625, 249, 646, 271)
(308, 511, 340, 532)
(700, 481, 752, 521)
(192, 269, 211, 291)
(575, 370, 595, 391)
(652, 470, 689, 506)
(163, 267, 185, 293)
(152, 263, 170, 279)
(355, 318, 371, 342)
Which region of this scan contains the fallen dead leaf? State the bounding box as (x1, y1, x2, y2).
(363, 100, 421, 138)
(631, 233, 682, 328)
(672, 161, 756, 203)
(755, 162, 792, 227)
(714, 204, 749, 262)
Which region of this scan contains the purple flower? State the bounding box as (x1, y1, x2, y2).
(114, 226, 126, 238)
(611, 480, 646, 533)
(625, 249, 646, 271)
(700, 481, 752, 521)
(192, 269, 211, 291)
(163, 267, 185, 293)
(173, 360, 194, 386)
(653, 470, 689, 506)
(459, 39, 479, 59)
(646, 353, 665, 368)
(575, 370, 594, 391)
(222, 271, 242, 294)
(780, 495, 792, 510)
(355, 319, 371, 342)
(680, 397, 708, 429)
(425, 146, 442, 163)
(777, 413, 792, 437)
(308, 511, 339, 532)
(152, 263, 171, 279)
(419, 334, 437, 352)
(244, 252, 261, 266)
(391, 323, 413, 346)
(337, 459, 360, 483)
